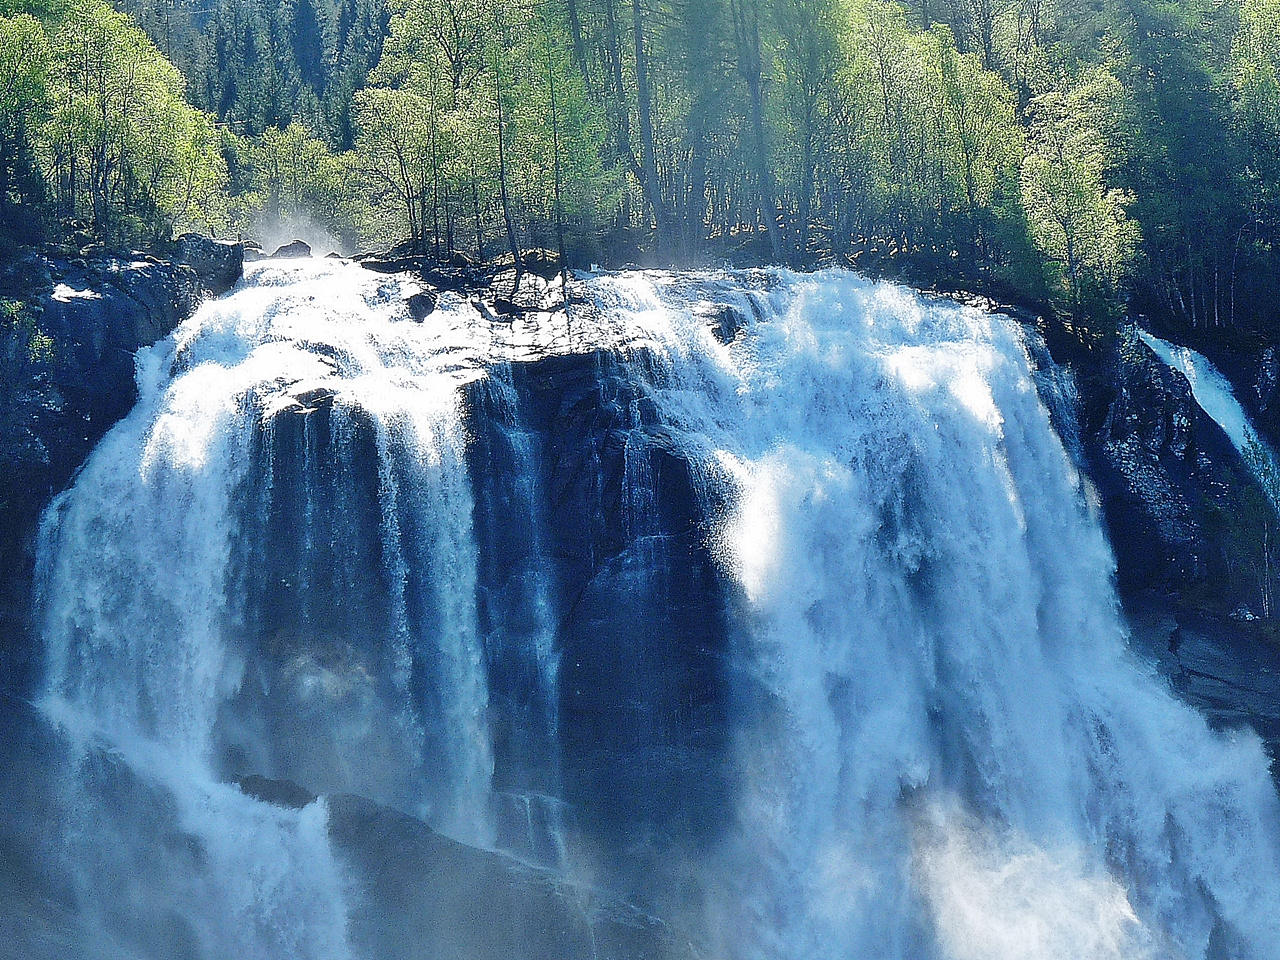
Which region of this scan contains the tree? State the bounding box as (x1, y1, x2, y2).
(1115, 0, 1243, 329)
(352, 0, 616, 260)
(244, 121, 360, 245)
(937, 35, 1024, 268)
(1228, 0, 1280, 331)
(0, 13, 50, 246)
(38, 0, 227, 241)
(730, 0, 784, 260)
(353, 86, 434, 247)
(1020, 69, 1140, 317)
(773, 0, 838, 262)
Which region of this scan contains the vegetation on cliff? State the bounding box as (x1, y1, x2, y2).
(3, 0, 1280, 337)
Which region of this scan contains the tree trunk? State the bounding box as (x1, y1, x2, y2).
(684, 114, 708, 258)
(565, 0, 590, 87)
(430, 94, 441, 258)
(603, 0, 641, 182)
(632, 0, 667, 258)
(548, 42, 569, 287)
(471, 158, 485, 262)
(797, 100, 815, 264)
(749, 76, 783, 260)
(731, 0, 784, 262)
(493, 48, 522, 297)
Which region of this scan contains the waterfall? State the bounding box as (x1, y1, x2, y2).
(1139, 329, 1280, 510)
(588, 271, 1280, 959)
(31, 261, 1280, 959)
(36, 261, 497, 956)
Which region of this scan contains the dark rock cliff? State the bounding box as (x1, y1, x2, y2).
(1051, 325, 1280, 623)
(1084, 328, 1249, 603)
(1036, 320, 1280, 769)
(465, 352, 740, 904)
(1, 248, 241, 693)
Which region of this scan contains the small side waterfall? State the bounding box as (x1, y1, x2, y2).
(1140, 329, 1280, 509)
(29, 261, 1280, 960)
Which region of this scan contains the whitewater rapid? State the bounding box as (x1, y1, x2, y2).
(33, 260, 1280, 959)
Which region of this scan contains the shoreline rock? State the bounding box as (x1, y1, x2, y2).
(175, 234, 244, 296)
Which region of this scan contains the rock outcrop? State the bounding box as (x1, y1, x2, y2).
(1065, 326, 1277, 617)
(0, 257, 203, 691)
(1087, 327, 1210, 588)
(175, 234, 244, 296)
(329, 793, 699, 960)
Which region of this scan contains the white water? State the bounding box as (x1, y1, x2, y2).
(33, 261, 1280, 959)
(589, 271, 1280, 959)
(37, 260, 500, 957)
(1139, 330, 1280, 510)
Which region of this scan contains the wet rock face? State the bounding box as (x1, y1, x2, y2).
(40, 260, 201, 364)
(1083, 327, 1269, 608)
(692, 302, 749, 345)
(465, 351, 739, 891)
(1091, 328, 1204, 586)
(197, 344, 742, 947)
(0, 258, 201, 693)
(1253, 346, 1279, 415)
(212, 399, 431, 811)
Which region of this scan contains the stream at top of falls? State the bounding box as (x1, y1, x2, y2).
(29, 258, 1280, 960)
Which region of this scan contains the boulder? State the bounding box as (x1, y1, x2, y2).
(358, 253, 486, 295)
(694, 303, 747, 345)
(175, 234, 243, 296)
(271, 239, 312, 259)
(328, 793, 700, 960)
(407, 290, 437, 321)
(235, 774, 316, 809)
(513, 248, 563, 280)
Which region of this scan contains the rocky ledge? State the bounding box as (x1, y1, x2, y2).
(0, 238, 574, 699)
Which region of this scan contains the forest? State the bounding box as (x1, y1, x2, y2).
(2, 0, 1280, 334)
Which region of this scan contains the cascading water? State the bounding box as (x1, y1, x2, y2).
(1139, 330, 1280, 510)
(29, 260, 1280, 959)
(36, 261, 499, 957)
(587, 273, 1280, 959)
